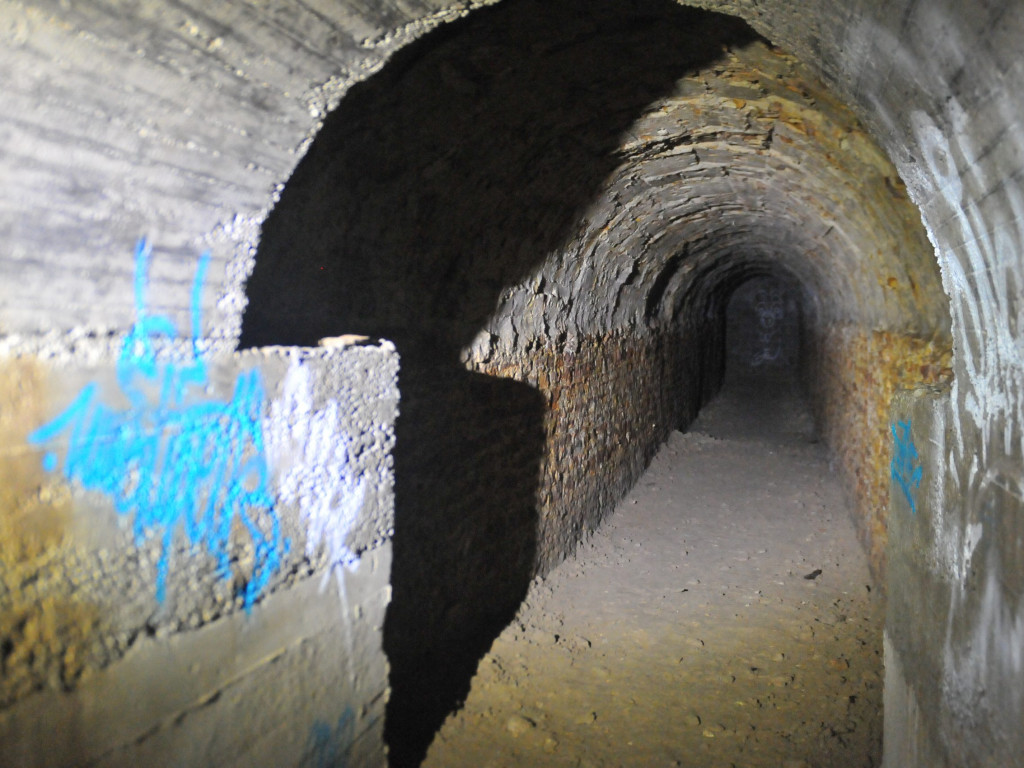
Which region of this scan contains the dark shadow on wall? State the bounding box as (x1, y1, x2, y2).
(238, 1, 760, 764)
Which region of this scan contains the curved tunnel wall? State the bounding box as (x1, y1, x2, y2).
(0, 1, 1021, 767)
(236, 12, 951, 759)
(242, 0, 949, 567)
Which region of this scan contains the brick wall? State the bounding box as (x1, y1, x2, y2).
(809, 325, 951, 578)
(476, 328, 711, 573)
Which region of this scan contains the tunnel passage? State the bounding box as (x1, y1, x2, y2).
(238, 0, 951, 763)
(688, 269, 821, 443)
(725, 275, 803, 379)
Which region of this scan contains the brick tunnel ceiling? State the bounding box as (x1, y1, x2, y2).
(239, 0, 950, 358)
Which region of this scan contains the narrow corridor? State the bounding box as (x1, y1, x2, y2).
(424, 375, 883, 768)
(3, 2, 1021, 766)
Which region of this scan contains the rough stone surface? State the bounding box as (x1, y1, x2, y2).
(0, 0, 493, 342)
(810, 326, 951, 577)
(0, 343, 398, 765)
(425, 376, 885, 768)
(474, 330, 709, 576)
(0, 544, 391, 768)
(2, 0, 1023, 766)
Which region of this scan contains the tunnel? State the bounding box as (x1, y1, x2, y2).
(0, 1, 1021, 768)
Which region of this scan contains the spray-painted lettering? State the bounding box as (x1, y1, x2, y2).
(891, 419, 923, 514)
(29, 239, 286, 609)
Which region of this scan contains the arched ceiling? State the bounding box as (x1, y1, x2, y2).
(0, 0, 960, 356)
(501, 37, 948, 341)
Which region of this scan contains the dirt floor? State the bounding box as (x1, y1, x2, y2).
(422, 375, 885, 768)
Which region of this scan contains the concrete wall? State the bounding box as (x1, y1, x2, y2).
(0, 0, 481, 343)
(886, 382, 1024, 768)
(2, 0, 1023, 766)
(0, 244, 399, 766)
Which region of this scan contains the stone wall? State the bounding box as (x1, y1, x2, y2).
(0, 339, 399, 767)
(383, 324, 716, 765)
(809, 325, 950, 577)
(476, 329, 710, 574)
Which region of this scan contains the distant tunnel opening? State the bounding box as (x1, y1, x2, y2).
(236, 0, 951, 763)
(724, 275, 803, 383)
(677, 265, 823, 446)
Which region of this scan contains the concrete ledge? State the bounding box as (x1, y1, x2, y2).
(0, 543, 390, 768)
(0, 342, 399, 766)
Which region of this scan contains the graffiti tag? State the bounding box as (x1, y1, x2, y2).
(29, 239, 286, 608)
(891, 419, 923, 514)
(308, 708, 355, 768)
(265, 357, 366, 576)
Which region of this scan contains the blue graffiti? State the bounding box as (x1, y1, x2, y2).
(29, 238, 287, 609)
(891, 419, 923, 514)
(308, 708, 355, 768)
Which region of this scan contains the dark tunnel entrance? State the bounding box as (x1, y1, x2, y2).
(725, 275, 803, 383)
(669, 265, 818, 445)
(236, 0, 950, 764)
(238, 2, 767, 764)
